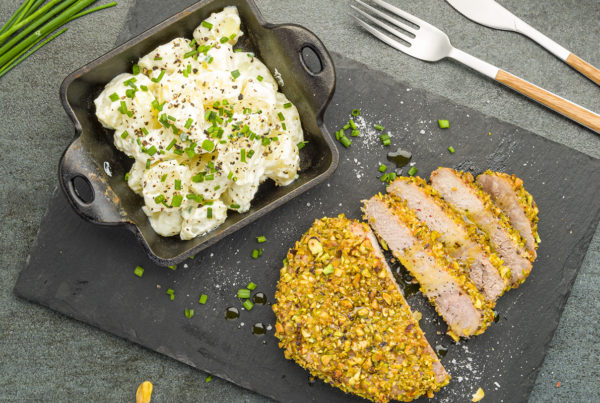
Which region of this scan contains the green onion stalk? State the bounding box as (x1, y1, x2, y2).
(0, 0, 117, 79)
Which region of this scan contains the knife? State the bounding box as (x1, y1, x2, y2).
(446, 0, 600, 86)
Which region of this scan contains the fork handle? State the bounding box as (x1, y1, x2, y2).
(495, 70, 600, 133)
(565, 54, 600, 86)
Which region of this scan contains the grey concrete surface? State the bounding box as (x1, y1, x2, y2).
(1, 0, 599, 401)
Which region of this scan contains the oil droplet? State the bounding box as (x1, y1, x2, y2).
(252, 323, 266, 335)
(252, 292, 267, 305)
(387, 148, 412, 169)
(392, 263, 420, 297)
(225, 307, 239, 320)
(435, 345, 448, 358)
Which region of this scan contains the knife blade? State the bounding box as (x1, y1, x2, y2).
(446, 0, 600, 85)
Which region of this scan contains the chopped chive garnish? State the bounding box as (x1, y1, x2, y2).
(109, 93, 119, 102)
(141, 127, 149, 135)
(124, 173, 130, 181)
(375, 124, 385, 131)
(174, 179, 182, 190)
(379, 164, 387, 173)
(154, 194, 165, 204)
(185, 147, 196, 158)
(198, 294, 208, 304)
(343, 124, 350, 130)
(220, 36, 229, 44)
(261, 137, 271, 146)
(134, 266, 144, 277)
(166, 139, 177, 151)
(408, 166, 418, 176)
(340, 136, 352, 148)
(120, 131, 129, 139)
(277, 112, 285, 122)
(448, 146, 456, 154)
(189, 39, 197, 47)
(349, 119, 357, 130)
(146, 146, 158, 156)
(173, 149, 184, 156)
(132, 64, 140, 75)
(154, 55, 162, 61)
(140, 85, 148, 91)
(230, 203, 240, 209)
(283, 102, 292, 109)
(231, 69, 241, 79)
(166, 288, 175, 300)
(184, 308, 194, 319)
(243, 300, 254, 311)
(201, 21, 214, 29)
(351, 109, 361, 117)
(281, 123, 287, 131)
(323, 264, 334, 275)
(168, 265, 177, 270)
(151, 70, 165, 83)
(205, 376, 212, 383)
(351, 129, 360, 137)
(297, 141, 308, 150)
(237, 289, 251, 299)
(257, 75, 264, 82)
(240, 149, 246, 163)
(168, 115, 176, 121)
(257, 236, 267, 243)
(379, 133, 391, 146)
(438, 119, 450, 129)
(247, 150, 255, 159)
(207, 207, 213, 219)
(161, 174, 168, 182)
(247, 282, 257, 290)
(202, 140, 215, 152)
(381, 173, 389, 183)
(251, 249, 260, 259)
(184, 49, 198, 58)
(146, 159, 151, 169)
(185, 118, 193, 129)
(171, 194, 183, 208)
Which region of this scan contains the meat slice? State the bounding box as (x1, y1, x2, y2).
(273, 215, 450, 403)
(388, 177, 510, 301)
(363, 195, 495, 340)
(477, 170, 540, 257)
(430, 168, 534, 287)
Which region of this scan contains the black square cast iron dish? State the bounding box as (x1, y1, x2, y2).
(58, 0, 338, 266)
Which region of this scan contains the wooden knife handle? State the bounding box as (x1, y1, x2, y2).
(496, 70, 600, 134)
(566, 53, 600, 86)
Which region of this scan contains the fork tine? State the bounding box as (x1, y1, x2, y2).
(369, 0, 429, 29)
(353, 0, 417, 35)
(351, 5, 414, 44)
(352, 15, 411, 54)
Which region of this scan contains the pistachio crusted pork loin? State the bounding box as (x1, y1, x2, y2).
(363, 194, 496, 340)
(273, 216, 450, 403)
(430, 168, 534, 287)
(388, 177, 510, 301)
(476, 170, 540, 257)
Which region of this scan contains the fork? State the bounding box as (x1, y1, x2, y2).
(352, 0, 600, 135)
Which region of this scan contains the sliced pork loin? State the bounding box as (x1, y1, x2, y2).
(477, 170, 540, 257)
(388, 177, 510, 301)
(430, 168, 534, 287)
(363, 194, 495, 340)
(273, 215, 450, 402)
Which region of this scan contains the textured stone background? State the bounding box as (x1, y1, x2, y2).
(1, 0, 598, 401)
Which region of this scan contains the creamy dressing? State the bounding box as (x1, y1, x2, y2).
(94, 7, 303, 240)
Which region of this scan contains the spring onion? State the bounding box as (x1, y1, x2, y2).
(438, 119, 450, 129)
(109, 93, 119, 102)
(448, 146, 455, 154)
(351, 129, 360, 137)
(323, 264, 334, 275)
(219, 36, 229, 44)
(202, 139, 215, 152)
(380, 133, 391, 146)
(340, 136, 352, 148)
(283, 102, 292, 109)
(375, 124, 385, 131)
(349, 119, 357, 130)
(378, 164, 387, 173)
(251, 249, 260, 259)
(166, 288, 175, 300)
(171, 194, 183, 207)
(184, 308, 194, 319)
(168, 265, 177, 270)
(408, 166, 418, 176)
(198, 294, 208, 304)
(231, 69, 240, 79)
(243, 300, 254, 311)
(201, 20, 213, 29)
(133, 265, 144, 277)
(256, 236, 266, 243)
(237, 289, 251, 299)
(120, 130, 128, 139)
(256, 75, 263, 81)
(247, 282, 257, 291)
(351, 109, 361, 117)
(297, 141, 308, 150)
(205, 376, 212, 383)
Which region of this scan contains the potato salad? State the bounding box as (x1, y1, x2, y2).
(94, 7, 303, 240)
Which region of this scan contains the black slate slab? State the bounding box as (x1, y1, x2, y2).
(14, 2, 600, 401)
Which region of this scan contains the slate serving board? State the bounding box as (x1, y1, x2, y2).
(14, 2, 600, 402)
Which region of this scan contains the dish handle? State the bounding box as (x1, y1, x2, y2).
(59, 136, 127, 226)
(273, 24, 336, 112)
